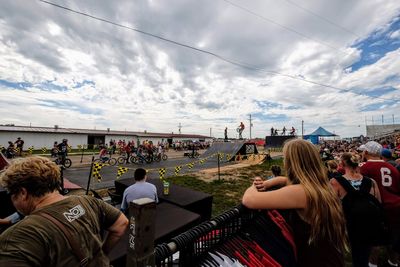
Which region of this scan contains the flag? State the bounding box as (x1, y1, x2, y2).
(117, 166, 129, 179)
(159, 168, 166, 180)
(187, 162, 195, 169)
(92, 162, 106, 182)
(174, 165, 182, 175)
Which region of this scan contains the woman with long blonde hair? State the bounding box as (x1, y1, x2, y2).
(242, 139, 347, 267)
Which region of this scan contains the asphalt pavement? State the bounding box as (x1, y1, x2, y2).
(64, 150, 236, 190)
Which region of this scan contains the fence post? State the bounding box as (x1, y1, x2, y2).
(80, 146, 85, 163)
(85, 156, 95, 195)
(217, 153, 221, 181)
(126, 198, 156, 267)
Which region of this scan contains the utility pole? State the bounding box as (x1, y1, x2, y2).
(301, 120, 304, 139)
(178, 123, 182, 134)
(248, 114, 253, 139)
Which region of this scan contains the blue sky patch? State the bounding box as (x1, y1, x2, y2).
(0, 79, 32, 90)
(255, 100, 281, 109)
(73, 80, 95, 88)
(39, 99, 102, 115)
(360, 102, 386, 112)
(352, 86, 398, 98)
(253, 112, 288, 122)
(349, 16, 400, 72)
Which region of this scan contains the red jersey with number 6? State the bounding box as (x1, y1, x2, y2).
(360, 160, 400, 223)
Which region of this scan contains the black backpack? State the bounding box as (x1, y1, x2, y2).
(335, 175, 389, 246)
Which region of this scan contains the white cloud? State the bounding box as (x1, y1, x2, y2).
(0, 0, 399, 138)
(390, 29, 400, 39)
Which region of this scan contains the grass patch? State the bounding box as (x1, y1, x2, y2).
(167, 157, 284, 217)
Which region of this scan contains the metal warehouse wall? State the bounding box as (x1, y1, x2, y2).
(0, 132, 88, 149)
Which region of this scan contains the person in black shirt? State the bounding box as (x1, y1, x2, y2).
(57, 139, 68, 164)
(14, 137, 24, 156)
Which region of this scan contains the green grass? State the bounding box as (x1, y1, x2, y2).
(167, 158, 284, 216)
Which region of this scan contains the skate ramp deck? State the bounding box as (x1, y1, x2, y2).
(201, 141, 258, 161)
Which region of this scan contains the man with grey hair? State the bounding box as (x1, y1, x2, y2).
(359, 141, 400, 267)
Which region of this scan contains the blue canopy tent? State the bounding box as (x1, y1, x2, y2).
(304, 127, 337, 144)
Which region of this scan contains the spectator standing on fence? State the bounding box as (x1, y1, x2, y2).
(271, 127, 274, 136)
(242, 139, 347, 267)
(0, 156, 128, 266)
(224, 127, 228, 141)
(282, 126, 286, 136)
(121, 168, 158, 214)
(14, 137, 24, 156)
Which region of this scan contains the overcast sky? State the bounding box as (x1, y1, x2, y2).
(0, 0, 399, 138)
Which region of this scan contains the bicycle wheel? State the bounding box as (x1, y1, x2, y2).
(145, 156, 152, 164)
(154, 155, 161, 162)
(63, 158, 72, 168)
(130, 156, 138, 164)
(108, 158, 117, 166)
(162, 154, 168, 161)
(117, 157, 126, 164)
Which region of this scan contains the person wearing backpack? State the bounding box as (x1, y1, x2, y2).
(359, 141, 400, 267)
(330, 152, 382, 267)
(243, 139, 347, 267)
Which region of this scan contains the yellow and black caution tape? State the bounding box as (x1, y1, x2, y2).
(42, 147, 47, 153)
(77, 144, 82, 150)
(174, 165, 182, 176)
(92, 162, 107, 182)
(117, 166, 129, 180)
(187, 162, 195, 169)
(14, 147, 21, 154)
(67, 145, 72, 152)
(28, 146, 34, 154)
(90, 152, 229, 181)
(159, 168, 167, 180)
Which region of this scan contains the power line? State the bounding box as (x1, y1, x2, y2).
(222, 0, 349, 55)
(39, 0, 400, 102)
(283, 0, 361, 38)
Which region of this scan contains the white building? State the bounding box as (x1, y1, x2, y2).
(0, 125, 213, 149)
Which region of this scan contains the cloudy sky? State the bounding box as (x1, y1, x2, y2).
(0, 0, 399, 138)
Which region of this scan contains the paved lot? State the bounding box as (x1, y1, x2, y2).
(63, 150, 236, 190)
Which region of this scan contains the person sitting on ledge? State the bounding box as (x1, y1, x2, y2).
(242, 139, 347, 267)
(121, 168, 158, 213)
(0, 156, 128, 266)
